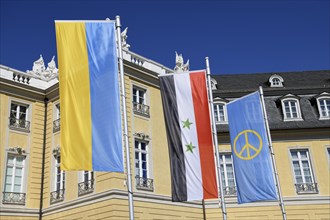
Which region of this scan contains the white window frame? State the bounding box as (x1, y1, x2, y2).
(55, 103, 60, 120)
(219, 153, 236, 195)
(134, 140, 149, 179)
(316, 96, 330, 120)
(54, 155, 65, 191)
(326, 146, 330, 169)
(269, 74, 284, 87)
(10, 102, 29, 122)
(133, 86, 146, 105)
(290, 149, 315, 184)
(214, 101, 228, 124)
(281, 98, 303, 121)
(80, 171, 94, 183)
(4, 154, 25, 193)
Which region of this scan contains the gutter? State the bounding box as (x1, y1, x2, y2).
(39, 97, 48, 220)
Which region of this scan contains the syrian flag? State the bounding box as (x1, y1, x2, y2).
(159, 70, 218, 202)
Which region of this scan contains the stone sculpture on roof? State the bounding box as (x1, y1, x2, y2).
(27, 55, 58, 81)
(174, 52, 189, 73)
(121, 27, 130, 50)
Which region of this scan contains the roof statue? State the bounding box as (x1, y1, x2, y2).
(174, 52, 189, 73)
(121, 27, 130, 50)
(27, 55, 58, 81)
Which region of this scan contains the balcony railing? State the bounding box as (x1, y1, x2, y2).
(9, 117, 30, 132)
(133, 102, 150, 117)
(50, 189, 65, 204)
(78, 180, 94, 196)
(53, 119, 60, 133)
(295, 182, 318, 194)
(135, 176, 154, 191)
(223, 186, 237, 196)
(2, 192, 26, 205)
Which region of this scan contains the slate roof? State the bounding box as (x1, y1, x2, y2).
(212, 70, 330, 132)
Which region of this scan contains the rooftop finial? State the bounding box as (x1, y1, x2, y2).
(174, 51, 189, 73)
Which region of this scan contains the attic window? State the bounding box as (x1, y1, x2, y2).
(316, 92, 330, 120)
(279, 94, 303, 121)
(269, 74, 284, 87)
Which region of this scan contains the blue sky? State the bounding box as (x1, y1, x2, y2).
(0, 0, 329, 75)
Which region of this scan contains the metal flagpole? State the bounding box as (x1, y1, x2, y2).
(205, 57, 227, 220)
(259, 86, 287, 220)
(115, 15, 135, 220)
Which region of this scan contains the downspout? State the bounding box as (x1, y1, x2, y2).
(39, 97, 48, 220)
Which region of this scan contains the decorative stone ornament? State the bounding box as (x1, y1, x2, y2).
(121, 27, 130, 50)
(133, 132, 151, 140)
(27, 55, 58, 81)
(8, 146, 26, 155)
(174, 52, 189, 73)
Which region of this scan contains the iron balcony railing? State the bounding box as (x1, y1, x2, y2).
(133, 102, 150, 117)
(223, 186, 237, 196)
(135, 176, 154, 191)
(295, 182, 318, 194)
(50, 189, 65, 204)
(2, 192, 26, 205)
(53, 119, 60, 133)
(78, 180, 94, 196)
(9, 117, 30, 132)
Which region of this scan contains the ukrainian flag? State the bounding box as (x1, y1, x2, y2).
(55, 21, 123, 172)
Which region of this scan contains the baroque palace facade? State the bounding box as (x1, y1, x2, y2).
(0, 44, 329, 219)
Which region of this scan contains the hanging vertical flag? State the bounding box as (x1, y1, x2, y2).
(227, 91, 277, 204)
(159, 71, 218, 202)
(55, 21, 123, 172)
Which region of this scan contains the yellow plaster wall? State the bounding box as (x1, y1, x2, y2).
(43, 198, 203, 220)
(207, 204, 330, 220)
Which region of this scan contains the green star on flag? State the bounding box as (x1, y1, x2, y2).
(182, 118, 193, 129)
(186, 142, 196, 153)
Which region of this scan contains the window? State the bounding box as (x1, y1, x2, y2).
(3, 154, 26, 205)
(272, 78, 281, 86)
(9, 102, 30, 131)
(78, 171, 94, 196)
(53, 104, 60, 132)
(220, 154, 236, 196)
(269, 74, 284, 87)
(290, 149, 318, 194)
(327, 147, 330, 169)
(317, 97, 330, 119)
(50, 155, 65, 204)
(135, 140, 153, 191)
(281, 97, 303, 121)
(214, 102, 227, 124)
(133, 86, 150, 117)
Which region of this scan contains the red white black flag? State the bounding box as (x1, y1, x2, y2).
(159, 70, 218, 202)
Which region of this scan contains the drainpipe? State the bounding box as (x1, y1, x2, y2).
(39, 97, 48, 220)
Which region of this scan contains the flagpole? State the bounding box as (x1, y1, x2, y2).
(115, 15, 135, 220)
(205, 57, 227, 220)
(259, 86, 287, 220)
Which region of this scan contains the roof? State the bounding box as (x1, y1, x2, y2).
(213, 70, 330, 132)
(212, 70, 330, 96)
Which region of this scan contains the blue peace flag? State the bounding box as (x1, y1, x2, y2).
(227, 91, 277, 204)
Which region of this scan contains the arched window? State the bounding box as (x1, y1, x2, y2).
(280, 95, 303, 121)
(316, 93, 330, 119)
(269, 74, 284, 87)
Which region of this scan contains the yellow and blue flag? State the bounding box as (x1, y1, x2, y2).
(55, 21, 123, 172)
(227, 91, 277, 204)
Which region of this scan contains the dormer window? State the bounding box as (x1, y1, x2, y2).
(316, 92, 330, 120)
(269, 74, 284, 87)
(213, 98, 228, 124)
(280, 94, 303, 121)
